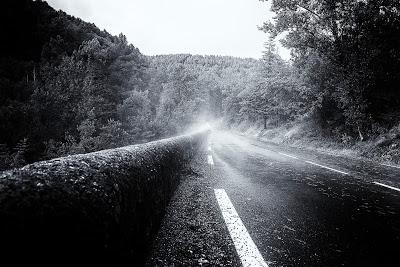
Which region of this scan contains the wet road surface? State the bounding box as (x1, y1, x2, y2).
(148, 131, 400, 266)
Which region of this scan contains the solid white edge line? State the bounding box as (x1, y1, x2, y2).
(214, 189, 268, 267)
(373, 182, 400, 192)
(207, 154, 214, 165)
(305, 161, 349, 175)
(380, 163, 400, 170)
(278, 152, 299, 160)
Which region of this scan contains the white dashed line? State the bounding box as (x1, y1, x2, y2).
(305, 161, 349, 175)
(380, 163, 400, 170)
(207, 154, 214, 165)
(214, 189, 268, 267)
(373, 182, 400, 192)
(277, 151, 351, 176)
(278, 152, 299, 160)
(208, 145, 212, 152)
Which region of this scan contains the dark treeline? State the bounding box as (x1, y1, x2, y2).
(256, 0, 400, 138)
(0, 0, 148, 170)
(1, 0, 400, 170)
(0, 0, 258, 170)
(232, 0, 400, 162)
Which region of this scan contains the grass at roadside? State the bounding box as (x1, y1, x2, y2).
(232, 120, 400, 166)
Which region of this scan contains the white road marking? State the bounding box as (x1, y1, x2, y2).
(208, 145, 212, 151)
(380, 163, 400, 170)
(305, 161, 349, 175)
(207, 154, 214, 165)
(278, 152, 299, 160)
(373, 182, 400, 192)
(214, 189, 268, 267)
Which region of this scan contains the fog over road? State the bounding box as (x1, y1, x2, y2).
(148, 131, 400, 266)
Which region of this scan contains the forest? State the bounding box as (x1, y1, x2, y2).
(1, 0, 400, 170)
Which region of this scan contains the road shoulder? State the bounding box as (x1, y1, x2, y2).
(146, 153, 240, 266)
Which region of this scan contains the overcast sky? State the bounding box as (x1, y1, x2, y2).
(47, 0, 290, 60)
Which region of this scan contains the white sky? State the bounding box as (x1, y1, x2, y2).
(46, 0, 291, 60)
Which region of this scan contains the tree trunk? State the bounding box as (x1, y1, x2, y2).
(33, 66, 36, 84)
(358, 126, 364, 141)
(264, 115, 267, 129)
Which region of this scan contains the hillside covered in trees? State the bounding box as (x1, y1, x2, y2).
(1, 0, 400, 170)
(234, 0, 400, 163)
(0, 0, 259, 170)
(0, 0, 148, 170)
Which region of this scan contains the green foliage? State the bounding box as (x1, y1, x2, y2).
(233, 39, 314, 129)
(0, 1, 149, 170)
(0, 1, 261, 171)
(3, 0, 399, 170)
(259, 0, 400, 140)
(11, 138, 29, 168)
(99, 119, 129, 149)
(147, 54, 260, 134)
(0, 144, 11, 170)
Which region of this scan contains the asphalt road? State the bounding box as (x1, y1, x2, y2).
(148, 131, 400, 266)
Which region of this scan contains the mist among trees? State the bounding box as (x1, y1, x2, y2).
(1, 0, 400, 170)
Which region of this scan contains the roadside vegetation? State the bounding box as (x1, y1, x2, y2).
(1, 0, 399, 170)
(229, 0, 400, 164)
(0, 0, 258, 170)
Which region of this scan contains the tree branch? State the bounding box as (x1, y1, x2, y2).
(297, 4, 321, 19)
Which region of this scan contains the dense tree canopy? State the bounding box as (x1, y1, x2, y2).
(257, 0, 400, 141)
(0, 0, 260, 170)
(0, 0, 149, 169)
(147, 54, 260, 134)
(1, 0, 400, 169)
